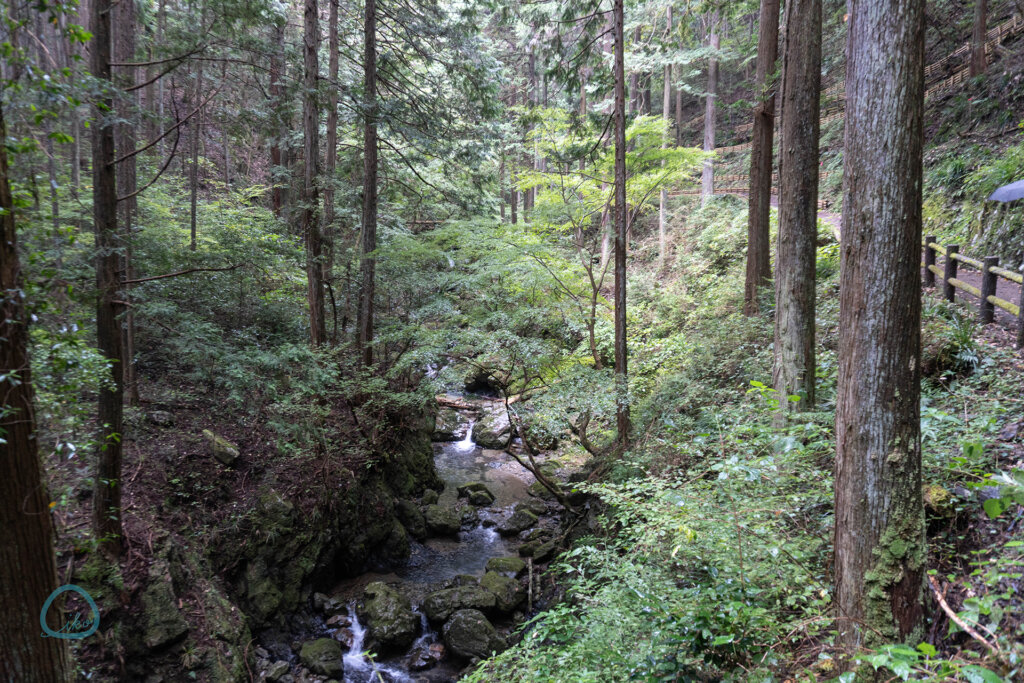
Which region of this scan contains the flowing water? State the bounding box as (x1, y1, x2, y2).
(324, 404, 542, 682)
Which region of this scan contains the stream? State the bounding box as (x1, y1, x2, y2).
(259, 398, 559, 682)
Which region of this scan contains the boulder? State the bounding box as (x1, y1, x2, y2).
(442, 609, 507, 660)
(312, 592, 344, 615)
(522, 498, 548, 516)
(408, 642, 446, 671)
(202, 429, 240, 466)
(485, 556, 526, 577)
(147, 410, 174, 427)
(457, 483, 496, 507)
(434, 408, 468, 441)
(480, 571, 526, 613)
(358, 582, 418, 652)
(422, 585, 496, 623)
(421, 489, 440, 505)
(140, 570, 189, 649)
(395, 499, 427, 540)
(264, 661, 290, 682)
(424, 504, 461, 536)
(472, 408, 511, 449)
(378, 519, 411, 565)
(498, 506, 538, 536)
(298, 639, 343, 678)
(469, 490, 494, 506)
(460, 506, 480, 526)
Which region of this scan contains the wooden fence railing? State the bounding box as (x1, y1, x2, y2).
(923, 236, 1024, 346)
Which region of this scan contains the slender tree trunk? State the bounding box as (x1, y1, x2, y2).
(91, 0, 125, 560)
(773, 0, 820, 416)
(659, 8, 672, 270)
(613, 0, 630, 450)
(744, 0, 780, 315)
(701, 13, 719, 205)
(357, 0, 378, 366)
(189, 19, 205, 251)
(674, 64, 682, 146)
(156, 0, 165, 160)
(302, 0, 326, 347)
(970, 0, 988, 76)
(269, 21, 286, 217)
(629, 27, 640, 113)
(835, 0, 926, 655)
(114, 0, 140, 406)
(0, 102, 73, 683)
(323, 0, 339, 321)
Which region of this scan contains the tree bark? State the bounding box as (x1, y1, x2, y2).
(189, 35, 204, 252)
(323, 0, 340, 325)
(357, 0, 378, 366)
(701, 13, 719, 205)
(303, 0, 326, 347)
(91, 0, 125, 559)
(613, 0, 630, 450)
(773, 0, 820, 414)
(969, 0, 988, 76)
(744, 0, 780, 315)
(659, 8, 672, 270)
(269, 21, 286, 217)
(835, 0, 926, 654)
(0, 101, 73, 683)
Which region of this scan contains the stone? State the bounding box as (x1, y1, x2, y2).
(298, 639, 343, 678)
(312, 592, 343, 615)
(424, 504, 461, 536)
(422, 585, 496, 623)
(457, 482, 493, 498)
(485, 556, 526, 577)
(471, 407, 512, 449)
(358, 582, 418, 652)
(469, 490, 495, 507)
(480, 571, 526, 613)
(147, 410, 174, 427)
(333, 628, 355, 648)
(378, 519, 411, 565)
(325, 614, 350, 628)
(522, 498, 548, 516)
(530, 540, 556, 562)
(245, 559, 283, 621)
(442, 609, 507, 660)
(498, 507, 538, 536)
(396, 499, 427, 540)
(408, 642, 446, 671)
(202, 429, 240, 466)
(421, 489, 440, 505)
(140, 571, 189, 649)
(265, 661, 290, 682)
(460, 506, 480, 526)
(434, 408, 468, 441)
(528, 480, 556, 500)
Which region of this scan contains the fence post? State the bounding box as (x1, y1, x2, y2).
(924, 235, 936, 287)
(979, 256, 998, 324)
(943, 245, 959, 302)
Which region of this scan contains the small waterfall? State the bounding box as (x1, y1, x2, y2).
(341, 602, 415, 683)
(342, 602, 368, 674)
(454, 420, 475, 452)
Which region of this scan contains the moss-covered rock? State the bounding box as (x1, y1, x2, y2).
(498, 506, 538, 536)
(202, 429, 240, 466)
(358, 582, 418, 652)
(140, 562, 189, 649)
(442, 609, 507, 660)
(395, 499, 427, 540)
(425, 504, 461, 535)
(480, 571, 526, 613)
(485, 556, 526, 577)
(299, 638, 343, 678)
(421, 489, 440, 505)
(472, 407, 511, 449)
(422, 585, 497, 623)
(434, 407, 468, 441)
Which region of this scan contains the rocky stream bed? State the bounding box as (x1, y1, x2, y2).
(251, 397, 571, 682)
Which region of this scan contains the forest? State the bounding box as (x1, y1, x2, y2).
(2, 0, 1024, 681)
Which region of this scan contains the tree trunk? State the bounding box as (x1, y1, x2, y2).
(269, 21, 286, 217)
(629, 27, 641, 113)
(357, 0, 378, 366)
(969, 0, 988, 76)
(189, 38, 204, 251)
(659, 8, 672, 270)
(835, 0, 926, 654)
(773, 0, 820, 414)
(323, 0, 339, 328)
(674, 64, 683, 146)
(744, 0, 780, 315)
(613, 0, 630, 450)
(701, 13, 719, 205)
(91, 0, 125, 560)
(303, 0, 326, 347)
(0, 101, 73, 683)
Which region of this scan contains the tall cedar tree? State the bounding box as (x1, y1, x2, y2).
(358, 0, 379, 366)
(323, 0, 340, 340)
(744, 0, 780, 315)
(658, 7, 673, 269)
(92, 0, 126, 558)
(303, 0, 326, 346)
(773, 0, 821, 413)
(0, 102, 73, 683)
(970, 0, 988, 76)
(613, 0, 630, 449)
(835, 0, 926, 653)
(700, 12, 719, 205)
